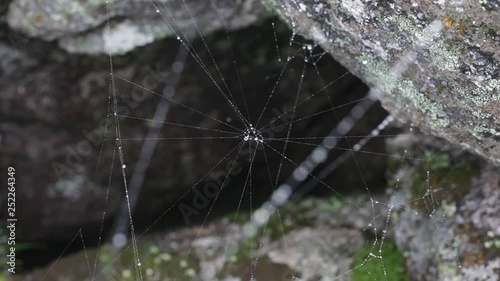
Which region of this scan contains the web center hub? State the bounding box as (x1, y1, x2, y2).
(243, 126, 263, 144)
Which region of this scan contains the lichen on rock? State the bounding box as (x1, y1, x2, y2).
(387, 133, 500, 281)
(262, 0, 500, 166)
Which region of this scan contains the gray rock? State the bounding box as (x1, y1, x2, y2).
(388, 134, 500, 281)
(13, 196, 372, 281)
(7, 0, 268, 54)
(266, 227, 363, 281)
(263, 0, 500, 166)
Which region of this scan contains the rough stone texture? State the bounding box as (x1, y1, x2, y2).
(7, 0, 268, 54)
(263, 0, 500, 166)
(266, 227, 362, 281)
(12, 195, 378, 281)
(388, 134, 500, 281)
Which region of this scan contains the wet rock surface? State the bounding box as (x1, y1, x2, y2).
(388, 134, 500, 281)
(264, 0, 500, 166)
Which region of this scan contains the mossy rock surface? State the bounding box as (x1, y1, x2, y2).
(351, 240, 409, 281)
(263, 0, 500, 166)
(388, 134, 500, 281)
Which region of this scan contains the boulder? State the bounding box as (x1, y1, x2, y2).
(388, 133, 500, 281)
(6, 0, 268, 54)
(263, 0, 500, 166)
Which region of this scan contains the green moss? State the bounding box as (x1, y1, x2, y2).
(226, 210, 251, 224)
(318, 193, 367, 213)
(483, 231, 500, 261)
(226, 198, 313, 241)
(98, 242, 199, 281)
(454, 225, 500, 268)
(319, 196, 344, 212)
(351, 240, 409, 281)
(409, 151, 478, 214)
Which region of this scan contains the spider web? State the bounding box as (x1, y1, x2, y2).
(26, 1, 470, 281)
